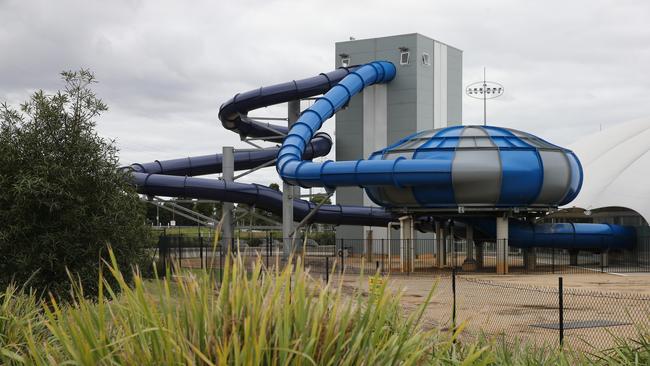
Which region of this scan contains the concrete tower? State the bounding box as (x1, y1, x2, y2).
(334, 33, 463, 241)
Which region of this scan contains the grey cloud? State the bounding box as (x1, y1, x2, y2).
(1, 0, 649, 191)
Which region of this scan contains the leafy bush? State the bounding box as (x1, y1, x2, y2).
(0, 70, 152, 299)
(248, 237, 263, 247)
(308, 231, 336, 246)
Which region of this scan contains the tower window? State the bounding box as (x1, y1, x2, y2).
(422, 52, 430, 65)
(400, 51, 410, 65)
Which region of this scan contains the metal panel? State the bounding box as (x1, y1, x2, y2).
(363, 85, 388, 163)
(433, 41, 442, 128)
(376, 186, 419, 206)
(440, 44, 448, 126)
(535, 150, 571, 204)
(411, 150, 456, 206)
(452, 149, 501, 205)
(446, 47, 463, 125)
(498, 150, 543, 205)
(460, 126, 488, 137)
(416, 34, 434, 132)
(561, 152, 583, 205)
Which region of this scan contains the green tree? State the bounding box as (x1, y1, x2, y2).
(0, 70, 152, 299)
(194, 200, 221, 220)
(142, 200, 172, 226)
(309, 193, 332, 205)
(266, 183, 282, 223)
(167, 198, 195, 226)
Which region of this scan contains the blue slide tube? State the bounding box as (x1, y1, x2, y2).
(470, 219, 636, 250)
(131, 172, 394, 226)
(130, 65, 408, 229)
(276, 61, 455, 189)
(130, 133, 332, 176)
(126, 61, 635, 250)
(219, 67, 359, 141)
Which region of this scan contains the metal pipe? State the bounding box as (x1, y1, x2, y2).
(559, 277, 564, 346)
(289, 191, 334, 253)
(150, 197, 215, 223)
(222, 147, 234, 246)
(233, 158, 277, 180)
(148, 201, 213, 226)
(283, 100, 301, 257)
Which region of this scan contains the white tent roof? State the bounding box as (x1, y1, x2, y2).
(564, 118, 650, 222)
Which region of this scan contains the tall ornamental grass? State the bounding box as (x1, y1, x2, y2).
(0, 252, 461, 365)
(0, 250, 647, 365)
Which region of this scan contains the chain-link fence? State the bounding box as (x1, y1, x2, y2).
(157, 235, 337, 282)
(157, 235, 650, 276)
(331, 237, 650, 275)
(417, 272, 650, 350)
(157, 234, 650, 351)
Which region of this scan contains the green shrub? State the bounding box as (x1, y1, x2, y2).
(0, 70, 153, 300)
(307, 231, 335, 246)
(248, 237, 263, 247)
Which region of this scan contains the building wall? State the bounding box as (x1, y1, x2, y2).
(334, 34, 462, 241)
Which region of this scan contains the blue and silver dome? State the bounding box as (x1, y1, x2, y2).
(365, 125, 583, 209)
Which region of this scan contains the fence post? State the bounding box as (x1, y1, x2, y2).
(159, 236, 167, 277)
(178, 236, 182, 269)
(601, 251, 604, 273)
(381, 238, 385, 274)
(325, 256, 330, 283)
(265, 234, 268, 267)
(407, 238, 411, 276)
(452, 267, 457, 333)
(340, 239, 345, 274)
(454, 239, 458, 269)
(559, 276, 564, 346)
(219, 240, 224, 285)
(552, 248, 555, 274)
(200, 236, 204, 270)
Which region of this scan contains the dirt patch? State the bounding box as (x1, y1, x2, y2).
(330, 272, 650, 350)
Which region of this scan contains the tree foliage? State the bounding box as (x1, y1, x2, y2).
(0, 70, 152, 299)
(309, 193, 332, 205)
(142, 199, 221, 227)
(268, 182, 280, 192)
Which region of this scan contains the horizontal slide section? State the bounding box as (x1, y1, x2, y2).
(471, 218, 635, 250)
(218, 67, 358, 142)
(131, 172, 395, 227)
(129, 133, 332, 176)
(276, 61, 398, 186)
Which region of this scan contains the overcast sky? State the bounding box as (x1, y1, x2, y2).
(1, 0, 649, 191)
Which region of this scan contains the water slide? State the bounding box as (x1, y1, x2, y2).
(130, 65, 397, 227)
(472, 220, 635, 250)
(272, 61, 635, 250)
(129, 61, 634, 250)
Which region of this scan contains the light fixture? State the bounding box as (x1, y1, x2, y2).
(338, 53, 350, 67)
(397, 47, 410, 65)
(422, 52, 430, 66)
